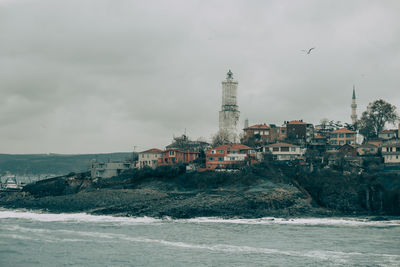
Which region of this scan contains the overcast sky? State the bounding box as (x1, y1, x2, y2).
(1, 0, 399, 154)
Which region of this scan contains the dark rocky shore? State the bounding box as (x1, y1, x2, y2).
(1, 162, 399, 218)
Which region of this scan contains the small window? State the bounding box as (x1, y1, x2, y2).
(273, 147, 279, 152)
(291, 147, 296, 152)
(218, 157, 224, 161)
(209, 157, 214, 161)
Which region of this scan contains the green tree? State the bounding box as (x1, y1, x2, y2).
(358, 99, 398, 139)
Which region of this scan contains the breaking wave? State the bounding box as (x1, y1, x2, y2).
(1, 209, 399, 227)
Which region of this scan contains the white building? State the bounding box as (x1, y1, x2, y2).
(91, 162, 135, 179)
(138, 148, 163, 169)
(219, 70, 240, 143)
(381, 140, 400, 164)
(263, 142, 306, 161)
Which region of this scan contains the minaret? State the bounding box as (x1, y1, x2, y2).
(351, 85, 357, 125)
(219, 70, 240, 143)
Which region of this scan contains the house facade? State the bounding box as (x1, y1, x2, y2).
(206, 144, 255, 170)
(285, 120, 314, 143)
(242, 124, 270, 145)
(356, 144, 379, 156)
(138, 148, 163, 169)
(91, 162, 135, 179)
(378, 130, 398, 140)
(329, 128, 356, 146)
(157, 149, 200, 166)
(263, 142, 305, 161)
(381, 140, 400, 164)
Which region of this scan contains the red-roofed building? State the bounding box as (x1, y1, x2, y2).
(157, 149, 200, 166)
(329, 128, 356, 147)
(139, 148, 163, 169)
(206, 144, 256, 170)
(243, 124, 271, 145)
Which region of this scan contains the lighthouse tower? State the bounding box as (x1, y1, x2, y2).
(351, 85, 357, 125)
(219, 70, 240, 143)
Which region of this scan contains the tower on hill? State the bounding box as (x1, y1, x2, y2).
(219, 70, 240, 143)
(351, 85, 357, 125)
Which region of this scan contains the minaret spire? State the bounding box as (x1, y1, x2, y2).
(351, 85, 357, 125)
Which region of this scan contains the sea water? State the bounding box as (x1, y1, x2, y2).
(0, 209, 399, 266)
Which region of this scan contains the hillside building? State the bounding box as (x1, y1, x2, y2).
(329, 128, 356, 146)
(206, 144, 256, 170)
(91, 161, 135, 179)
(138, 148, 163, 169)
(263, 142, 305, 161)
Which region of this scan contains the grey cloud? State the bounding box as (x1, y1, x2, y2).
(0, 0, 399, 153)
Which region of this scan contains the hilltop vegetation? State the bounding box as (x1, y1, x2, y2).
(0, 153, 136, 176)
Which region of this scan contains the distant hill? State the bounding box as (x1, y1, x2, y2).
(0, 153, 136, 176)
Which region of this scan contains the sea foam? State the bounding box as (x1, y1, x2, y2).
(1, 208, 399, 226)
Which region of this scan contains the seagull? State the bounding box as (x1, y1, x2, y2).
(301, 47, 316, 54)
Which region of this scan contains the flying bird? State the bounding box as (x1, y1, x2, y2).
(301, 47, 316, 54)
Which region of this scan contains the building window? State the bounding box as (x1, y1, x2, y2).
(273, 147, 279, 152)
(339, 134, 344, 138)
(170, 151, 175, 155)
(291, 147, 296, 152)
(141, 154, 144, 158)
(218, 157, 224, 161)
(281, 147, 289, 152)
(219, 150, 224, 154)
(209, 157, 214, 161)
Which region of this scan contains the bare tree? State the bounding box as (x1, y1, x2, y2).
(211, 129, 232, 147)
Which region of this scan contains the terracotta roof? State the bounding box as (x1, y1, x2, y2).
(212, 144, 253, 150)
(380, 129, 397, 133)
(266, 142, 299, 147)
(140, 148, 163, 153)
(313, 134, 326, 139)
(331, 128, 356, 134)
(244, 124, 270, 130)
(163, 148, 200, 154)
(287, 120, 306, 125)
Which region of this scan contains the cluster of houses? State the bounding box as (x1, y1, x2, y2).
(90, 120, 400, 178)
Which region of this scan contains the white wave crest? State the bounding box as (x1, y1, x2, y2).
(0, 209, 161, 224)
(1, 209, 399, 227)
(184, 217, 400, 226)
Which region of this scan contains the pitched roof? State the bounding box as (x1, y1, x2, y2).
(266, 142, 299, 147)
(244, 124, 270, 130)
(287, 120, 306, 125)
(331, 128, 356, 134)
(380, 129, 397, 133)
(140, 148, 163, 154)
(212, 144, 253, 150)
